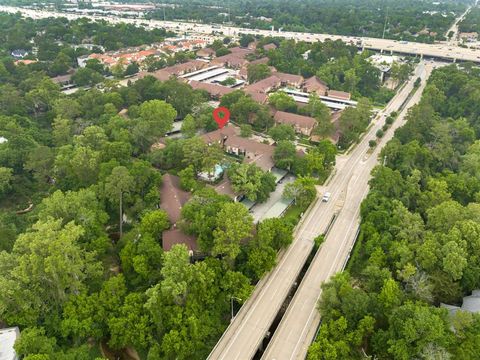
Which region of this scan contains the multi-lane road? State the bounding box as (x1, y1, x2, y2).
(261, 62, 434, 360)
(1, 5, 480, 63)
(208, 62, 434, 359)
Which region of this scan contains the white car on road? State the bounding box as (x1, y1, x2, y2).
(322, 192, 331, 202)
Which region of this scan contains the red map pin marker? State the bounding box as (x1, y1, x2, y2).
(213, 107, 230, 129)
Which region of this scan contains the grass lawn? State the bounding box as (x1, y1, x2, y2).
(282, 203, 307, 226)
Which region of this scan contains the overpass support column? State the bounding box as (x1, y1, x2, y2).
(390, 50, 393, 55)
(453, 58, 457, 63)
(420, 54, 423, 60)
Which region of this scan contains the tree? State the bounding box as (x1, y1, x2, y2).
(107, 292, 152, 350)
(247, 63, 271, 83)
(181, 114, 197, 138)
(269, 124, 296, 142)
(240, 124, 253, 138)
(178, 165, 197, 191)
(305, 148, 325, 177)
(37, 188, 109, 252)
(14, 327, 57, 359)
(182, 136, 223, 175)
(268, 91, 297, 112)
(53, 98, 82, 120)
(379, 302, 451, 360)
(227, 163, 275, 202)
(239, 34, 255, 48)
(124, 62, 140, 76)
(257, 218, 293, 250)
(104, 166, 134, 238)
(283, 177, 317, 208)
(0, 167, 13, 195)
(273, 140, 297, 170)
(246, 245, 276, 280)
(215, 47, 231, 57)
(181, 188, 231, 252)
(134, 99, 176, 151)
(212, 202, 253, 266)
(139, 209, 170, 240)
(85, 58, 105, 74)
(182, 136, 207, 173)
(71, 67, 103, 86)
(0, 219, 102, 327)
(52, 117, 73, 146)
(50, 52, 71, 76)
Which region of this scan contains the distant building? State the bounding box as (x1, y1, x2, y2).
(0, 327, 20, 360)
(196, 47, 216, 58)
(14, 59, 37, 66)
(10, 49, 28, 59)
(303, 76, 328, 96)
(189, 80, 235, 99)
(273, 111, 317, 136)
(50, 74, 74, 89)
(272, 71, 304, 87)
(263, 43, 278, 51)
(460, 32, 478, 42)
(327, 90, 352, 101)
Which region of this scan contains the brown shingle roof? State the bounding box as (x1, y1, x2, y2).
(244, 75, 282, 93)
(211, 54, 248, 68)
(245, 90, 268, 104)
(327, 90, 351, 100)
(197, 47, 215, 57)
(272, 71, 304, 85)
(189, 80, 235, 98)
(214, 177, 238, 200)
(224, 136, 275, 171)
(160, 174, 191, 224)
(263, 43, 277, 51)
(304, 76, 328, 95)
(163, 60, 208, 76)
(200, 124, 239, 144)
(228, 47, 255, 56)
(274, 111, 317, 131)
(162, 228, 198, 251)
(139, 69, 172, 81)
(250, 57, 270, 65)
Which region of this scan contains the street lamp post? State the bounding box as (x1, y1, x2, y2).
(230, 296, 242, 322)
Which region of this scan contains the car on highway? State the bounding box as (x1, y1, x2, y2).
(322, 192, 331, 202)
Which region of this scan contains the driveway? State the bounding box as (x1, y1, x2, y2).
(250, 174, 295, 223)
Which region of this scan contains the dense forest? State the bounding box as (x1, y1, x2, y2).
(308, 64, 480, 359)
(144, 0, 468, 43)
(0, 0, 468, 42)
(459, 7, 480, 33)
(0, 11, 332, 360)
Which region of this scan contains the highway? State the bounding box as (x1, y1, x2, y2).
(208, 61, 432, 359)
(1, 5, 480, 63)
(261, 63, 435, 360)
(445, 4, 474, 46)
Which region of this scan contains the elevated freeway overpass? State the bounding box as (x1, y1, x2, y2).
(1, 5, 480, 64)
